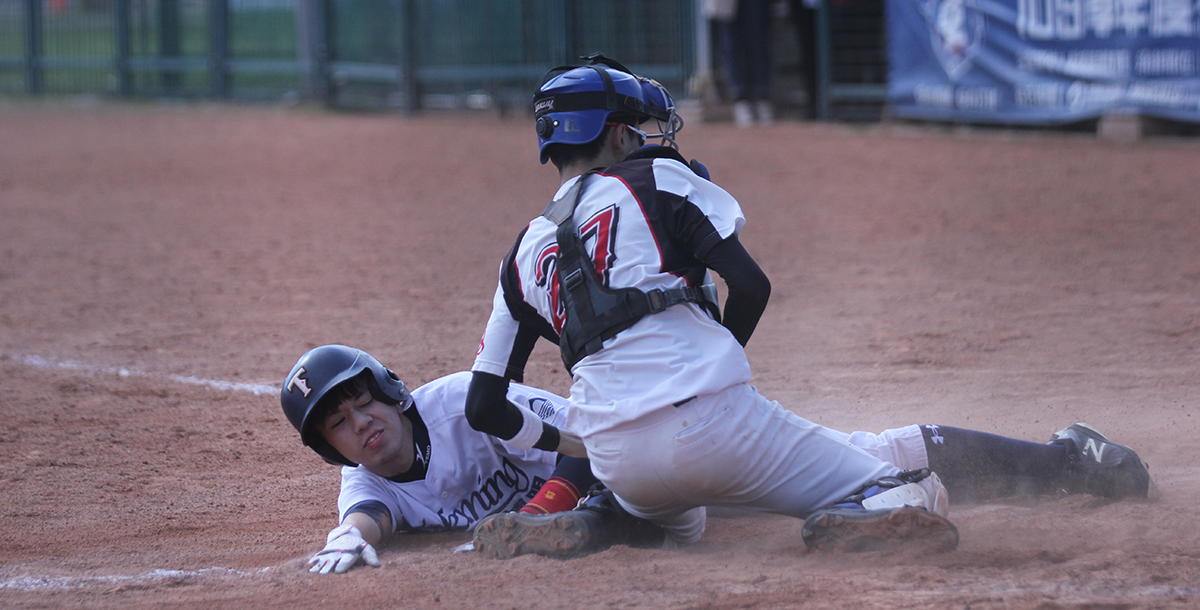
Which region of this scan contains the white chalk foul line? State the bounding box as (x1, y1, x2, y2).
(0, 567, 273, 591)
(1, 352, 279, 396)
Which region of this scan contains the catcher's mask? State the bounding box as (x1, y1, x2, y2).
(533, 53, 680, 164)
(280, 344, 413, 466)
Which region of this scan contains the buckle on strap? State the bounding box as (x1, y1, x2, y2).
(563, 268, 584, 290)
(648, 286, 711, 314)
(647, 289, 667, 312)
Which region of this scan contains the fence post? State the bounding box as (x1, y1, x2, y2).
(317, 0, 333, 105)
(115, 0, 132, 97)
(401, 0, 419, 112)
(210, 0, 230, 98)
(562, 0, 574, 62)
(23, 0, 42, 94)
(296, 0, 317, 99)
(681, 0, 699, 94)
(302, 0, 332, 104)
(159, 0, 181, 93)
(815, 0, 831, 120)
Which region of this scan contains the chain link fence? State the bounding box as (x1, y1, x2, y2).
(1, 0, 892, 119)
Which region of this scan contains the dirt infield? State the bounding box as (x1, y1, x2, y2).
(1, 100, 1198, 609)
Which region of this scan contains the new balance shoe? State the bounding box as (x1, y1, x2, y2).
(802, 469, 959, 552)
(1049, 423, 1153, 499)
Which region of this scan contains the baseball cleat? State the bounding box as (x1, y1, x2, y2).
(801, 506, 960, 552)
(1049, 423, 1154, 499)
(472, 510, 601, 560)
(802, 468, 959, 552)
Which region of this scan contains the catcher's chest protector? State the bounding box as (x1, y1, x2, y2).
(544, 171, 718, 370)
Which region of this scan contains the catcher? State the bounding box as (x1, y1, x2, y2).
(461, 55, 1154, 557)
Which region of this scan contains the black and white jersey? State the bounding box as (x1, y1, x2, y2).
(473, 156, 753, 438)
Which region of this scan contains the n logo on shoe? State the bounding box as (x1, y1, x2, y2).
(1083, 438, 1107, 462)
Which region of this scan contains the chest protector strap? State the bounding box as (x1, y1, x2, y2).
(544, 171, 720, 370)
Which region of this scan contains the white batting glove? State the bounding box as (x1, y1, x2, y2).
(308, 524, 382, 574)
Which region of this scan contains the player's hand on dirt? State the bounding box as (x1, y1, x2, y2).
(309, 524, 381, 574)
(556, 430, 588, 458)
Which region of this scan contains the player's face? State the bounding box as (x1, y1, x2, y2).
(318, 390, 414, 477)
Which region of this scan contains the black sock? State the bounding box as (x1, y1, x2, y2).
(551, 455, 599, 491)
(921, 424, 1068, 502)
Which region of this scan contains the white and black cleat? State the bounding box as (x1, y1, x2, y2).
(802, 468, 959, 552)
(801, 506, 960, 552)
(1049, 423, 1154, 499)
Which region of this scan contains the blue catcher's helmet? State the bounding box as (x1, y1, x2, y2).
(280, 344, 414, 466)
(533, 54, 675, 164)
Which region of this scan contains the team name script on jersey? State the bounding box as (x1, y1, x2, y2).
(435, 457, 546, 530)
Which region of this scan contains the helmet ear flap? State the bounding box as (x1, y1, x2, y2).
(364, 367, 412, 409)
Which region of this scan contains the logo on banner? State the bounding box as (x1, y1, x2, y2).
(923, 0, 985, 80)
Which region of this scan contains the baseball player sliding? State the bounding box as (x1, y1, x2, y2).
(280, 345, 1150, 571)
(461, 55, 1153, 557)
(280, 344, 661, 574)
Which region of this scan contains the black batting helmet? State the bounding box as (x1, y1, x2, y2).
(280, 344, 414, 466)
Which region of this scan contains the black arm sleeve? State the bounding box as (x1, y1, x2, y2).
(465, 371, 521, 439)
(464, 371, 561, 451)
(700, 235, 771, 347)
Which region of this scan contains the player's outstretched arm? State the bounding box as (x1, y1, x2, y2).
(308, 511, 388, 575)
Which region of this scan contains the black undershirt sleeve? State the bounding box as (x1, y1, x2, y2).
(464, 371, 561, 451)
(344, 500, 392, 534)
(465, 371, 519, 438)
(700, 235, 771, 347)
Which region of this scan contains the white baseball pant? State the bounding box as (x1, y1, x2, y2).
(583, 383, 921, 544)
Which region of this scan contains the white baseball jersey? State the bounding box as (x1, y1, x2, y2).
(335, 371, 567, 533)
(472, 156, 917, 545)
(473, 157, 752, 438)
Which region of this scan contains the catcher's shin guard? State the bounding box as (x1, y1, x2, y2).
(1049, 423, 1154, 499)
(472, 487, 665, 560)
(801, 468, 959, 552)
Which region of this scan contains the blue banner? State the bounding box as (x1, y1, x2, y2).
(887, 0, 1200, 123)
